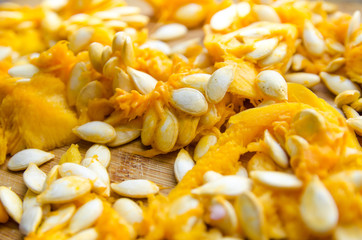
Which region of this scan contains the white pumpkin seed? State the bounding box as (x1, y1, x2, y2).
(351, 32, 362, 47)
(334, 224, 362, 240)
(85, 158, 110, 197)
(69, 198, 103, 234)
(346, 116, 362, 136)
(38, 204, 76, 234)
(121, 36, 136, 67)
(43, 164, 60, 191)
(210, 5, 236, 31)
(76, 81, 105, 113)
(342, 105, 360, 119)
(8, 149, 54, 171)
(73, 121, 116, 144)
(111, 179, 159, 198)
(140, 40, 171, 55)
(171, 88, 208, 116)
(285, 73, 320, 88)
(23, 190, 39, 213)
(253, 5, 280, 23)
(121, 15, 149, 28)
(174, 149, 195, 182)
(85, 144, 111, 168)
(292, 53, 308, 71)
(236, 2, 251, 18)
(37, 176, 91, 204)
(180, 73, 210, 93)
(325, 57, 345, 73)
(176, 114, 199, 146)
(67, 62, 89, 106)
(259, 42, 287, 66)
(257, 70, 288, 101)
(203, 171, 223, 183)
(250, 170, 303, 189)
(151, 23, 188, 41)
(246, 38, 279, 60)
(23, 163, 47, 194)
(325, 38, 345, 54)
(113, 67, 135, 93)
(264, 130, 289, 168)
(285, 135, 309, 158)
(346, 11, 361, 43)
(235, 191, 267, 240)
(206, 66, 234, 104)
(88, 42, 104, 73)
(0, 46, 12, 61)
(153, 109, 178, 153)
(107, 126, 141, 147)
(174, 3, 205, 28)
(127, 67, 158, 94)
(113, 198, 143, 224)
(300, 176, 338, 234)
(112, 32, 126, 53)
(169, 195, 199, 217)
(351, 98, 362, 112)
(191, 175, 252, 196)
(69, 228, 99, 240)
(238, 26, 271, 38)
(103, 56, 119, 78)
(194, 134, 218, 161)
(8, 64, 39, 78)
(335, 90, 360, 108)
(141, 108, 158, 146)
(303, 20, 325, 56)
(69, 27, 93, 53)
(236, 166, 248, 178)
(170, 38, 200, 55)
(320, 72, 361, 96)
(0, 186, 22, 223)
(19, 206, 42, 235)
(199, 104, 221, 128)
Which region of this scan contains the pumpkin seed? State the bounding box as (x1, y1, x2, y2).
(342, 105, 360, 119)
(264, 130, 289, 168)
(69, 198, 103, 234)
(334, 224, 362, 240)
(300, 176, 338, 234)
(107, 126, 141, 147)
(206, 196, 238, 235)
(176, 114, 199, 146)
(351, 98, 362, 112)
(43, 165, 60, 191)
(88, 42, 104, 73)
(303, 20, 325, 56)
(235, 191, 267, 240)
(22, 190, 39, 213)
(250, 170, 303, 189)
(75, 80, 105, 113)
(236, 2, 251, 18)
(285, 135, 309, 158)
(203, 171, 223, 183)
(346, 116, 362, 136)
(38, 204, 76, 234)
(346, 11, 361, 43)
(37, 176, 91, 204)
(246, 37, 279, 60)
(174, 149, 195, 182)
(69, 228, 99, 240)
(199, 104, 221, 128)
(238, 26, 271, 38)
(325, 57, 345, 73)
(0, 186, 22, 223)
(151, 23, 188, 41)
(113, 198, 143, 224)
(111, 179, 159, 198)
(140, 40, 171, 55)
(85, 158, 110, 197)
(206, 66, 234, 104)
(8, 149, 54, 171)
(0, 201, 9, 223)
(43, 0, 67, 11)
(69, 27, 93, 53)
(19, 206, 42, 235)
(257, 70, 288, 101)
(335, 90, 360, 108)
(153, 109, 178, 153)
(351, 32, 362, 47)
(112, 32, 126, 53)
(85, 144, 111, 168)
(259, 42, 287, 66)
(0, 46, 12, 61)
(169, 195, 199, 217)
(8, 64, 39, 78)
(292, 53, 308, 71)
(113, 67, 135, 92)
(100, 45, 112, 67)
(127, 67, 158, 94)
(73, 121, 116, 144)
(121, 15, 149, 28)
(194, 134, 218, 161)
(253, 4, 280, 23)
(121, 36, 136, 67)
(67, 62, 89, 106)
(23, 163, 47, 194)
(191, 175, 252, 196)
(170, 38, 200, 55)
(171, 88, 208, 116)
(180, 73, 210, 93)
(285, 73, 320, 88)
(294, 109, 326, 140)
(141, 108, 158, 146)
(325, 38, 345, 54)
(320, 72, 361, 96)
(236, 166, 248, 178)
(210, 5, 236, 31)
(175, 3, 205, 28)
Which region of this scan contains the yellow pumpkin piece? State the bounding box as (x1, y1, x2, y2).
(0, 74, 78, 164)
(59, 144, 82, 165)
(0, 200, 9, 223)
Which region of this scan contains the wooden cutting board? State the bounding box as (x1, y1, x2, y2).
(0, 2, 361, 239)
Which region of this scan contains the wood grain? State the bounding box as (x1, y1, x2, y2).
(0, 2, 361, 240)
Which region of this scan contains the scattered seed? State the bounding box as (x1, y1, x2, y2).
(264, 130, 289, 168)
(346, 116, 362, 136)
(85, 158, 111, 197)
(206, 66, 234, 104)
(69, 198, 104, 234)
(8, 149, 54, 171)
(303, 20, 325, 56)
(0, 186, 22, 223)
(285, 73, 320, 88)
(121, 36, 136, 67)
(180, 73, 210, 93)
(300, 176, 338, 235)
(153, 109, 178, 153)
(23, 163, 46, 194)
(176, 115, 199, 146)
(346, 11, 361, 43)
(151, 23, 188, 41)
(112, 32, 126, 53)
(250, 170, 303, 189)
(121, 15, 149, 28)
(236, 2, 251, 18)
(235, 166, 248, 178)
(350, 98, 362, 112)
(113, 198, 143, 224)
(0, 46, 12, 61)
(107, 125, 141, 147)
(259, 42, 287, 66)
(334, 224, 362, 240)
(253, 4, 280, 23)
(171, 88, 208, 116)
(292, 53, 308, 71)
(88, 42, 104, 73)
(85, 144, 111, 168)
(285, 135, 309, 158)
(38, 204, 76, 234)
(73, 121, 116, 144)
(140, 40, 171, 55)
(127, 67, 158, 94)
(325, 57, 345, 73)
(342, 105, 360, 119)
(194, 134, 218, 161)
(257, 70, 288, 101)
(141, 108, 158, 146)
(19, 206, 42, 235)
(69, 228, 99, 240)
(247, 37, 279, 60)
(8, 64, 39, 78)
(111, 179, 159, 198)
(191, 175, 252, 196)
(203, 171, 223, 183)
(325, 38, 345, 54)
(335, 90, 360, 108)
(37, 176, 91, 204)
(175, 3, 205, 28)
(174, 149, 195, 182)
(293, 109, 326, 140)
(169, 195, 199, 217)
(320, 72, 361, 96)
(69, 27, 93, 53)
(210, 5, 236, 31)
(67, 62, 89, 106)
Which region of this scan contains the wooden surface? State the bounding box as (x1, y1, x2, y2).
(1, 1, 362, 239)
